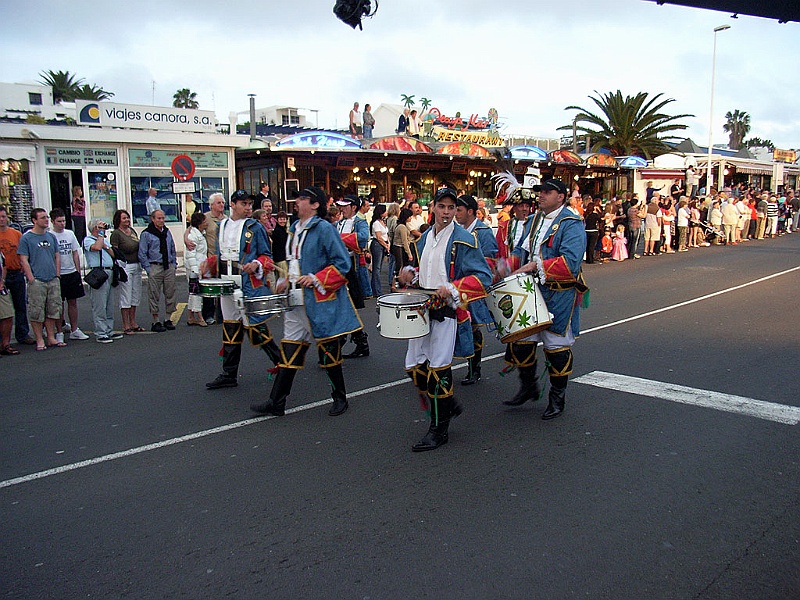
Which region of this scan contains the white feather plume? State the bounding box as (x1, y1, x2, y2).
(491, 171, 520, 200)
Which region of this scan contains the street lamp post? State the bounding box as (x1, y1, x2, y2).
(707, 24, 730, 192)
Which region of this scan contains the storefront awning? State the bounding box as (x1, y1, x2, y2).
(509, 145, 548, 161)
(616, 156, 648, 168)
(549, 150, 583, 165)
(367, 136, 433, 153)
(584, 153, 618, 167)
(436, 142, 491, 157)
(0, 144, 36, 161)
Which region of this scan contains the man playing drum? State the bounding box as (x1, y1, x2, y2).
(454, 194, 498, 386)
(397, 188, 492, 452)
(250, 186, 363, 417)
(502, 178, 588, 420)
(205, 190, 281, 390)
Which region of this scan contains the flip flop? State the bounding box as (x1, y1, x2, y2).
(1, 346, 20, 355)
(130, 326, 145, 332)
(35, 345, 47, 352)
(48, 342, 68, 348)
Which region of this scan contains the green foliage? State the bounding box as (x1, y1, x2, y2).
(38, 69, 114, 103)
(400, 94, 415, 109)
(745, 137, 774, 151)
(560, 90, 693, 159)
(25, 114, 47, 124)
(74, 83, 114, 101)
(173, 88, 199, 109)
(723, 110, 751, 150)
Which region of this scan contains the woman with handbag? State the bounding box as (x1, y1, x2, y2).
(110, 210, 143, 334)
(84, 218, 121, 344)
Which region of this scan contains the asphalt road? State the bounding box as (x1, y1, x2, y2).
(2, 234, 799, 599)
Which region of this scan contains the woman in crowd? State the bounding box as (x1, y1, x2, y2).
(184, 211, 208, 326)
(271, 211, 289, 277)
(110, 209, 144, 334)
(71, 186, 86, 244)
(391, 208, 414, 286)
(660, 198, 676, 253)
(385, 202, 400, 279)
(369, 204, 390, 297)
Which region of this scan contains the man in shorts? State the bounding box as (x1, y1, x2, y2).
(17, 208, 63, 350)
(644, 193, 663, 255)
(50, 208, 89, 342)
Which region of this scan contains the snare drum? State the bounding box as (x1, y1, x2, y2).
(199, 278, 235, 298)
(486, 274, 553, 343)
(376, 292, 430, 339)
(244, 293, 291, 317)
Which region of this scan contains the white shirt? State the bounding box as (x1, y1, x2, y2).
(372, 220, 388, 243)
(418, 221, 454, 290)
(337, 217, 355, 234)
(145, 195, 161, 216)
(407, 214, 425, 232)
(525, 206, 562, 258)
(51, 228, 80, 274)
(507, 217, 527, 252)
(219, 217, 246, 261)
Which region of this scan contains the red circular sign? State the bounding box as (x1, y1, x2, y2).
(171, 154, 196, 181)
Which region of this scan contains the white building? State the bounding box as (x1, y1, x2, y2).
(0, 82, 74, 121)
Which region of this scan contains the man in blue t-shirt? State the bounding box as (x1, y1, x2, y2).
(17, 208, 62, 350)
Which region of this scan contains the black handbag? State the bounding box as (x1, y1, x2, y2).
(85, 267, 109, 289)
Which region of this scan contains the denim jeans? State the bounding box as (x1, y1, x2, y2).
(89, 270, 115, 337)
(370, 240, 387, 297)
(5, 270, 30, 342)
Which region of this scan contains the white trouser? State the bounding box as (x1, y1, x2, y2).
(519, 327, 575, 351)
(283, 307, 314, 344)
(405, 317, 457, 369)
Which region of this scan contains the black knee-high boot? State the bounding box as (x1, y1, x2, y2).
(406, 361, 430, 411)
(250, 340, 309, 415)
(247, 322, 280, 366)
(461, 328, 483, 386)
(206, 320, 244, 389)
(542, 348, 573, 420)
(502, 342, 540, 406)
(344, 328, 369, 359)
(318, 338, 348, 416)
(413, 366, 456, 452)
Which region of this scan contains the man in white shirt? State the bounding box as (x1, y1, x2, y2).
(50, 208, 89, 341)
(406, 201, 425, 239)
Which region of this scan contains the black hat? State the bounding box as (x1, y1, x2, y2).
(434, 187, 458, 204)
(456, 194, 478, 212)
(296, 186, 327, 205)
(335, 194, 361, 208)
(532, 178, 568, 196)
(231, 189, 251, 203)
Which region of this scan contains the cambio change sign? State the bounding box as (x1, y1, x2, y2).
(76, 100, 217, 133)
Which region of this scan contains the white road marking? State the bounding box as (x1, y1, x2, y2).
(3, 266, 799, 490)
(573, 371, 800, 425)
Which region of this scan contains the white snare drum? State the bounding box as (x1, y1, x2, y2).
(199, 278, 235, 298)
(376, 292, 430, 339)
(244, 294, 292, 317)
(486, 274, 552, 343)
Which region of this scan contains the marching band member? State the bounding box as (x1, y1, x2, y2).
(335, 195, 371, 359)
(397, 188, 492, 452)
(502, 179, 588, 420)
(205, 190, 280, 390)
(454, 194, 498, 385)
(493, 172, 534, 259)
(250, 186, 363, 417)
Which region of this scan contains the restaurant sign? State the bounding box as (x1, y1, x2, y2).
(773, 148, 797, 164)
(431, 126, 504, 147)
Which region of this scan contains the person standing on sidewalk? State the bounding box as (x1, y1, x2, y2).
(50, 208, 89, 341)
(0, 206, 34, 345)
(84, 219, 122, 344)
(138, 210, 177, 332)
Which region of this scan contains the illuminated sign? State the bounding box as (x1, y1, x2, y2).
(509, 146, 548, 161)
(274, 131, 362, 150)
(431, 126, 503, 147)
(428, 107, 491, 130)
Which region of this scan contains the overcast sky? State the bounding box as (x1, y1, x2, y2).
(2, 0, 798, 148)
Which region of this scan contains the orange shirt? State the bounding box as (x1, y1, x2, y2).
(0, 227, 23, 270)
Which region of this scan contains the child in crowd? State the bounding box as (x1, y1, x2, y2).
(599, 228, 613, 262)
(611, 224, 628, 261)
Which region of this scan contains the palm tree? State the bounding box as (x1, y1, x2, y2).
(745, 137, 774, 151)
(39, 70, 84, 103)
(560, 90, 693, 159)
(400, 94, 415, 109)
(173, 88, 199, 109)
(74, 83, 114, 101)
(419, 97, 431, 112)
(723, 110, 751, 150)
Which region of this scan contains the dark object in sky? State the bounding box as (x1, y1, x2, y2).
(646, 0, 799, 23)
(333, 0, 378, 30)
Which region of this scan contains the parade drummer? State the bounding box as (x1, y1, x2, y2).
(493, 172, 534, 259)
(205, 190, 281, 390)
(335, 194, 371, 359)
(250, 186, 363, 418)
(454, 194, 498, 386)
(397, 188, 492, 452)
(501, 178, 588, 420)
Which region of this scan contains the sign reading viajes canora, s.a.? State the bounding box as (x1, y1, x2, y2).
(75, 100, 217, 133)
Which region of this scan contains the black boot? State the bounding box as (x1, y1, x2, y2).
(503, 365, 540, 406)
(262, 338, 281, 366)
(251, 367, 296, 416)
(325, 364, 348, 416)
(344, 329, 369, 358)
(460, 350, 482, 386)
(248, 323, 281, 367)
(206, 321, 243, 389)
(542, 383, 566, 420)
(412, 396, 453, 452)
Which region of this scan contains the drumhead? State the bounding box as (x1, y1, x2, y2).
(199, 278, 234, 287)
(377, 292, 429, 307)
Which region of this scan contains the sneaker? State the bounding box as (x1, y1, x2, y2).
(96, 336, 114, 344)
(163, 320, 176, 330)
(69, 328, 90, 340)
(205, 318, 216, 325)
(109, 332, 124, 340)
(151, 322, 166, 333)
(62, 322, 72, 334)
(55, 332, 64, 344)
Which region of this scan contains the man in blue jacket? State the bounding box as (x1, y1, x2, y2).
(138, 209, 177, 332)
(503, 179, 588, 420)
(251, 187, 363, 417)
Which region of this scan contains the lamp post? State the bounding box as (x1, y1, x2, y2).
(706, 24, 730, 192)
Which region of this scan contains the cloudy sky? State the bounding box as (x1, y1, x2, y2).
(2, 0, 799, 148)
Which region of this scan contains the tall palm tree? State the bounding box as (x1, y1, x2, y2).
(723, 110, 751, 150)
(560, 90, 693, 159)
(419, 97, 431, 112)
(400, 94, 415, 109)
(74, 83, 114, 101)
(39, 70, 84, 103)
(173, 88, 199, 109)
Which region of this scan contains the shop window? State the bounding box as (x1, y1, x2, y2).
(29, 93, 43, 106)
